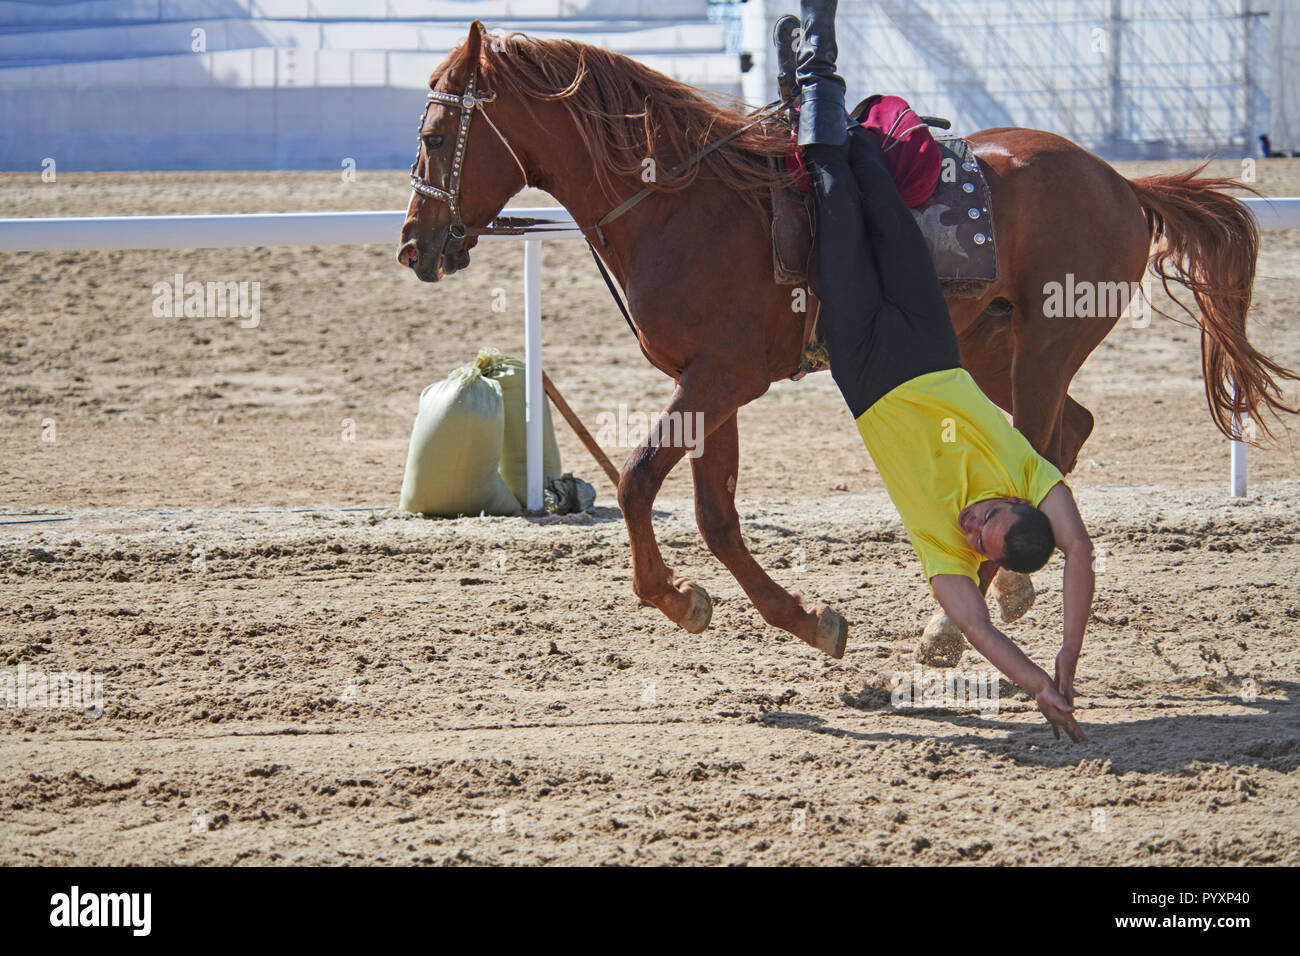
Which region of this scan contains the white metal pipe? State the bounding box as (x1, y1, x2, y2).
(0, 210, 402, 251)
(1240, 197, 1300, 230)
(1231, 436, 1248, 497)
(0, 201, 1289, 253)
(0, 207, 583, 251)
(523, 238, 544, 513)
(1230, 381, 1248, 497)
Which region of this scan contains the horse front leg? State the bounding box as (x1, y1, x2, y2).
(617, 367, 737, 634)
(690, 411, 847, 658)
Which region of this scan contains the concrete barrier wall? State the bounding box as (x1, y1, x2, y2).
(0, 19, 727, 64)
(0, 47, 741, 170)
(0, 0, 713, 27)
(0, 1, 741, 170)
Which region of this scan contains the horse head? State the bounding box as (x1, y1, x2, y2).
(397, 21, 531, 283)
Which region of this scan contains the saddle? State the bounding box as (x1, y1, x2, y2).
(770, 106, 999, 379)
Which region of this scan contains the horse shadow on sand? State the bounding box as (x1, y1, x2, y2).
(522, 505, 674, 525)
(758, 678, 1300, 774)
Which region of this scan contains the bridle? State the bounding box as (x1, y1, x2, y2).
(409, 70, 574, 241)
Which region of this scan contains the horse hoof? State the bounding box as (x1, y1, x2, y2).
(918, 612, 965, 667)
(992, 569, 1036, 623)
(813, 605, 848, 659)
(675, 580, 713, 634)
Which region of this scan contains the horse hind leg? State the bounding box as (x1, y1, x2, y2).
(917, 560, 997, 666)
(1058, 394, 1095, 476)
(992, 567, 1035, 622)
(690, 411, 847, 658)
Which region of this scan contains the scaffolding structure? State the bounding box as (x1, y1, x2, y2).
(735, 0, 1281, 159)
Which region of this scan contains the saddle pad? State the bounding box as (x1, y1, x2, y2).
(911, 136, 998, 286)
(771, 136, 997, 290)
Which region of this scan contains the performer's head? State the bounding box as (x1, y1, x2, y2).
(958, 497, 1055, 573)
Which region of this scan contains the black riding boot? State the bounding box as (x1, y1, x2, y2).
(795, 0, 850, 147)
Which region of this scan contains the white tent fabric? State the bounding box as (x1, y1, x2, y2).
(1266, 0, 1299, 151)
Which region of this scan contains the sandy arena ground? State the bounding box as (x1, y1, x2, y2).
(1, 159, 1298, 865)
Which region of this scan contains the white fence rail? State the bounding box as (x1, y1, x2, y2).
(4, 198, 1294, 252)
(2, 195, 1297, 501)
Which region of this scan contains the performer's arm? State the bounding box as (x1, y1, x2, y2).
(931, 573, 1088, 742)
(1036, 483, 1095, 706)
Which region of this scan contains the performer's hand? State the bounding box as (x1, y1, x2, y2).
(1035, 681, 1087, 743)
(1054, 648, 1078, 705)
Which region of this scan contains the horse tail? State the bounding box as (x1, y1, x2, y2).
(1127, 166, 1299, 441)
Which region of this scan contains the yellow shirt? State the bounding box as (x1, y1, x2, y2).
(855, 368, 1065, 591)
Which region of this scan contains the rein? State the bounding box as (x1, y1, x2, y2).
(588, 94, 792, 247)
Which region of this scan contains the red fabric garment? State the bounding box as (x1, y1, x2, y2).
(786, 94, 942, 207)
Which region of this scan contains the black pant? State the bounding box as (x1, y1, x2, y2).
(804, 125, 962, 419)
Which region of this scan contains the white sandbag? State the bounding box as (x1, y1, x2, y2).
(398, 353, 522, 517)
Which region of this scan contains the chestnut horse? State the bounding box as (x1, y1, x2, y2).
(397, 22, 1297, 658)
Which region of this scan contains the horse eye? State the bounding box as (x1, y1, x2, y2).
(422, 134, 444, 150)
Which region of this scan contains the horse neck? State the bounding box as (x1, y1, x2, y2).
(515, 98, 654, 267)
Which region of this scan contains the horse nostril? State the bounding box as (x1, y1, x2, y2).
(397, 241, 419, 268)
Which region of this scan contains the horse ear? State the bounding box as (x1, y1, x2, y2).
(459, 20, 486, 75)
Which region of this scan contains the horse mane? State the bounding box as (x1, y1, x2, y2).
(435, 30, 794, 210)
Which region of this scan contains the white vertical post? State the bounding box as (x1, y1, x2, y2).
(1231, 437, 1247, 497)
(524, 238, 544, 512)
(1230, 381, 1247, 498)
